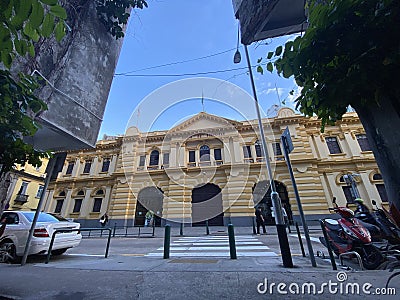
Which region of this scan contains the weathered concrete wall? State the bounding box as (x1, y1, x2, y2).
(13, 0, 124, 151)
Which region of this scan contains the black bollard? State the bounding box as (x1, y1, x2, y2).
(163, 225, 171, 259)
(206, 220, 210, 235)
(228, 224, 237, 259)
(180, 223, 183, 236)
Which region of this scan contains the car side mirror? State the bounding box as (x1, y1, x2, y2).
(5, 217, 17, 225)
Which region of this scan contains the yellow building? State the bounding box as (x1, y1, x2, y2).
(6, 159, 48, 211)
(44, 108, 388, 227)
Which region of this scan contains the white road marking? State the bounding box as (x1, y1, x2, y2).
(290, 234, 321, 243)
(145, 235, 277, 257)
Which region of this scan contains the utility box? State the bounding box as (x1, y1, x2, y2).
(233, 0, 308, 44)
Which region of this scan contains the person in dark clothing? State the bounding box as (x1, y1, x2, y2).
(255, 207, 267, 235)
(99, 213, 108, 227)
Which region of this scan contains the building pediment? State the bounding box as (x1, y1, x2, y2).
(169, 112, 242, 133)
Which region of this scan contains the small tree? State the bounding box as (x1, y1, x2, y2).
(259, 0, 400, 209)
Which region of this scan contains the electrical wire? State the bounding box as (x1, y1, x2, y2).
(114, 65, 257, 77)
(115, 47, 238, 75)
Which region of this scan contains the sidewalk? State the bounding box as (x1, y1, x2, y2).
(0, 226, 398, 299)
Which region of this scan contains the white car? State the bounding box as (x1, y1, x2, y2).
(0, 211, 82, 263)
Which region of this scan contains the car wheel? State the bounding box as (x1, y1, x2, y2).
(0, 240, 18, 263)
(51, 248, 68, 255)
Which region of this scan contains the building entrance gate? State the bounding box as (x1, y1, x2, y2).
(134, 187, 163, 226)
(253, 181, 293, 225)
(192, 183, 224, 226)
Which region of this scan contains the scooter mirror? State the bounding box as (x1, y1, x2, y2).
(332, 197, 336, 204)
(372, 199, 377, 206)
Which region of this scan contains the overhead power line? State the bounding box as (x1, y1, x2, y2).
(114, 66, 257, 77)
(115, 47, 238, 75)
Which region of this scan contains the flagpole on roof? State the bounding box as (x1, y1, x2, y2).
(201, 90, 205, 112)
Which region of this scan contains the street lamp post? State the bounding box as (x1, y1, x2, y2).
(243, 45, 293, 268)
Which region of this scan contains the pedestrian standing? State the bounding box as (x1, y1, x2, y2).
(99, 213, 108, 227)
(255, 207, 267, 235)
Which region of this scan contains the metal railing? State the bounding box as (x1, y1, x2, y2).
(112, 223, 155, 238)
(45, 228, 112, 264)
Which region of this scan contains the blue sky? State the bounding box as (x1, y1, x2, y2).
(98, 0, 300, 138)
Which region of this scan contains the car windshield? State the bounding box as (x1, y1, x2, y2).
(22, 212, 60, 223)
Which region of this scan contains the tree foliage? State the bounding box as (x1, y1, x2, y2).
(96, 0, 148, 39)
(259, 0, 400, 130)
(0, 0, 67, 175)
(0, 0, 67, 69)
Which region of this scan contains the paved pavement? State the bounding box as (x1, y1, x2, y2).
(0, 226, 399, 299)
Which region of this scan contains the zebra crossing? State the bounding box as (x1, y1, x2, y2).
(145, 235, 278, 257)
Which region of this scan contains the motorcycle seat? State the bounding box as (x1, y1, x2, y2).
(325, 219, 341, 231)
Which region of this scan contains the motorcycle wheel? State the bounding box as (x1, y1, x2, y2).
(359, 244, 384, 270)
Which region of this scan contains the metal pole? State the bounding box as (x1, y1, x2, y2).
(206, 219, 210, 235)
(319, 219, 337, 270)
(228, 224, 237, 259)
(244, 45, 293, 268)
(295, 222, 306, 257)
(21, 156, 57, 265)
(163, 225, 171, 259)
(282, 135, 317, 267)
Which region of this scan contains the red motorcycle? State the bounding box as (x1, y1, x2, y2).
(319, 198, 384, 269)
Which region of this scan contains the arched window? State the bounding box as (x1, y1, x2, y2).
(149, 150, 160, 166)
(77, 190, 84, 196)
(59, 191, 66, 197)
(96, 189, 104, 195)
(200, 145, 210, 161)
(373, 173, 383, 180)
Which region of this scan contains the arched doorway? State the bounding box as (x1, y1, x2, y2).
(134, 187, 163, 226)
(252, 181, 293, 225)
(192, 183, 224, 226)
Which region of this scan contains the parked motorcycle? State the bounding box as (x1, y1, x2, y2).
(354, 199, 400, 245)
(319, 197, 384, 270)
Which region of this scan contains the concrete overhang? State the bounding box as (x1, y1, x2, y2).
(233, 0, 308, 44)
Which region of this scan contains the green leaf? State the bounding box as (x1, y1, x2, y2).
(3, 0, 13, 19)
(282, 64, 292, 78)
(256, 65, 264, 75)
(40, 0, 58, 5)
(54, 21, 65, 42)
(50, 5, 67, 20)
(29, 1, 45, 29)
(0, 0, 11, 11)
(27, 43, 35, 57)
(266, 62, 273, 73)
(41, 13, 54, 37)
(275, 46, 283, 56)
(23, 22, 40, 42)
(14, 0, 32, 21)
(0, 26, 12, 51)
(1, 51, 12, 68)
(267, 51, 274, 59)
(14, 38, 24, 56)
